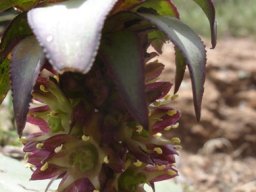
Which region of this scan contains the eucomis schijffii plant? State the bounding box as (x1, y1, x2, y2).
(0, 0, 216, 191)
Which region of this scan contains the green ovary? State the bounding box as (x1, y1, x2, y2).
(69, 144, 98, 173)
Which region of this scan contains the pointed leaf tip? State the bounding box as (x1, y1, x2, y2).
(27, 0, 118, 74)
(193, 0, 217, 48)
(140, 14, 206, 120)
(11, 37, 45, 136)
(101, 31, 148, 128)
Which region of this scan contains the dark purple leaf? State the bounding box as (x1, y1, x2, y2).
(43, 134, 73, 151)
(146, 82, 172, 103)
(100, 31, 148, 128)
(0, 13, 32, 103)
(27, 0, 118, 74)
(152, 109, 181, 133)
(145, 62, 164, 82)
(193, 0, 217, 48)
(11, 37, 45, 136)
(140, 14, 206, 120)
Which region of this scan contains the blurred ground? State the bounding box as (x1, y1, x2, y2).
(157, 38, 256, 192)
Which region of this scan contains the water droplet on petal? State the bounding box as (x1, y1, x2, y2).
(46, 35, 53, 42)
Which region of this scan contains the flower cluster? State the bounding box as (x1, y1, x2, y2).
(22, 60, 181, 192)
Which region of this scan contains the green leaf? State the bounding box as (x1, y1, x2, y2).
(134, 0, 179, 17)
(0, 0, 38, 12)
(137, 1, 183, 91)
(0, 0, 16, 12)
(0, 13, 32, 63)
(101, 31, 148, 128)
(111, 0, 142, 14)
(135, 0, 180, 55)
(148, 30, 166, 54)
(193, 0, 217, 48)
(135, 1, 182, 90)
(145, 62, 164, 82)
(174, 47, 186, 93)
(27, 0, 118, 74)
(0, 1, 12, 12)
(10, 37, 45, 136)
(140, 14, 206, 120)
(0, 59, 10, 104)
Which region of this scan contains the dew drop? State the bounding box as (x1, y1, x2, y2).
(46, 35, 53, 42)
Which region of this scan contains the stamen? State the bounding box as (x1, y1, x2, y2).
(171, 94, 179, 100)
(25, 163, 33, 168)
(53, 75, 59, 82)
(136, 125, 143, 133)
(167, 169, 177, 176)
(171, 122, 179, 129)
(153, 132, 162, 138)
(153, 98, 170, 107)
(20, 137, 28, 144)
(153, 147, 163, 155)
(167, 110, 176, 116)
(164, 126, 172, 131)
(156, 165, 166, 171)
(153, 116, 162, 121)
(153, 101, 161, 107)
(40, 85, 48, 93)
(40, 162, 49, 171)
(36, 143, 44, 149)
(54, 144, 63, 153)
(133, 160, 143, 167)
(103, 156, 109, 164)
(82, 135, 90, 142)
(24, 153, 29, 161)
(49, 111, 58, 116)
(164, 94, 171, 100)
(171, 137, 181, 145)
